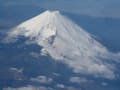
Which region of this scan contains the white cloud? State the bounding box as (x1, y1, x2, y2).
(53, 73, 60, 77)
(3, 86, 54, 90)
(66, 86, 81, 90)
(101, 82, 108, 86)
(70, 77, 92, 83)
(9, 67, 24, 80)
(10, 67, 23, 73)
(56, 84, 65, 88)
(30, 75, 53, 84)
(69, 60, 116, 79)
(56, 84, 82, 90)
(29, 52, 40, 58)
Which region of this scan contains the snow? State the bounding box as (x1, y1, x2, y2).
(5, 10, 120, 79)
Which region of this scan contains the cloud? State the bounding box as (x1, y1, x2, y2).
(30, 75, 53, 84)
(53, 73, 60, 77)
(10, 67, 23, 73)
(101, 82, 108, 86)
(9, 67, 24, 80)
(3, 86, 54, 90)
(66, 86, 81, 90)
(70, 77, 92, 83)
(0, 67, 24, 81)
(68, 60, 116, 79)
(29, 52, 40, 58)
(56, 84, 65, 88)
(3, 85, 82, 90)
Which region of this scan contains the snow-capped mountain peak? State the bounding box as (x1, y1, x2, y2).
(6, 10, 120, 79)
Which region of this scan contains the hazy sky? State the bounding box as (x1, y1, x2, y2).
(0, 0, 120, 18)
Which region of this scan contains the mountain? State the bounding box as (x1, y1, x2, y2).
(5, 10, 120, 79)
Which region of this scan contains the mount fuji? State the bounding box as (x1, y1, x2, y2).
(5, 10, 120, 80)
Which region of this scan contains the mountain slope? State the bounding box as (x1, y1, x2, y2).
(5, 10, 120, 79)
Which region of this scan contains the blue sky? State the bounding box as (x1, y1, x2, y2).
(1, 0, 120, 18)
